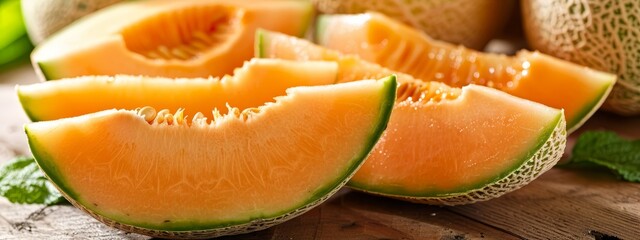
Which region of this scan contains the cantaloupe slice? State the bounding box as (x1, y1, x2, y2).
(353, 85, 566, 205)
(311, 0, 516, 49)
(18, 59, 338, 122)
(315, 12, 617, 133)
(31, 0, 312, 80)
(257, 30, 567, 205)
(25, 77, 396, 238)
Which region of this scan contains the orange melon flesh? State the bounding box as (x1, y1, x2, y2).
(18, 59, 338, 122)
(257, 29, 417, 83)
(257, 30, 567, 204)
(25, 77, 396, 234)
(315, 12, 617, 133)
(32, 0, 312, 80)
(351, 85, 564, 196)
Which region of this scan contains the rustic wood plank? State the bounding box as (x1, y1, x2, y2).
(226, 189, 521, 240)
(448, 168, 640, 240)
(0, 199, 149, 239)
(0, 85, 32, 161)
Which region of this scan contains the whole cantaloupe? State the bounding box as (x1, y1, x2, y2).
(21, 0, 122, 44)
(312, 0, 516, 49)
(522, 0, 640, 115)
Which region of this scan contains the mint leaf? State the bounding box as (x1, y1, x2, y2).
(0, 156, 67, 205)
(564, 131, 640, 182)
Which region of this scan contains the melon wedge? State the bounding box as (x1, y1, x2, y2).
(31, 0, 312, 80)
(312, 0, 516, 50)
(18, 59, 338, 122)
(25, 77, 396, 238)
(352, 85, 566, 205)
(257, 30, 567, 205)
(315, 12, 617, 133)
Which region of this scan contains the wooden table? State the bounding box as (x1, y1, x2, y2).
(1, 63, 639, 240)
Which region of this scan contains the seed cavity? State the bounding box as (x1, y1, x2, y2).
(396, 81, 461, 103)
(136, 105, 261, 127)
(121, 6, 241, 61)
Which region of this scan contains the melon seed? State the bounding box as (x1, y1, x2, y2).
(137, 106, 157, 123)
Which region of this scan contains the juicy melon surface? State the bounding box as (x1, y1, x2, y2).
(32, 0, 312, 80)
(26, 78, 396, 236)
(257, 30, 567, 205)
(18, 59, 338, 121)
(350, 85, 565, 197)
(315, 12, 617, 133)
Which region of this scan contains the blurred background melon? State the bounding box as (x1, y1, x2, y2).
(21, 0, 122, 44)
(522, 0, 640, 115)
(0, 0, 32, 70)
(312, 0, 517, 50)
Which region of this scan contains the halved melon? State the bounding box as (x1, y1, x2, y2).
(25, 77, 396, 238)
(257, 30, 567, 205)
(18, 59, 338, 122)
(315, 12, 617, 133)
(31, 0, 312, 80)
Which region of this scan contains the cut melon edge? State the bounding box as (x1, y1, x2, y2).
(568, 77, 615, 133)
(348, 109, 567, 206)
(24, 76, 397, 238)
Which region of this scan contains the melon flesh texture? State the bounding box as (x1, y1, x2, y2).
(25, 78, 396, 237)
(522, 0, 640, 115)
(257, 29, 419, 84)
(257, 30, 567, 205)
(31, 0, 312, 80)
(315, 12, 617, 133)
(18, 59, 338, 122)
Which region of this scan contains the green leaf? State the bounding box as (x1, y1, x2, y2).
(0, 156, 67, 205)
(563, 131, 640, 182)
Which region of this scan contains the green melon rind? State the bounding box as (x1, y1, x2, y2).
(15, 87, 41, 122)
(567, 79, 615, 133)
(255, 29, 268, 59)
(297, 0, 315, 37)
(348, 111, 566, 206)
(314, 14, 332, 46)
(36, 61, 58, 81)
(25, 76, 397, 238)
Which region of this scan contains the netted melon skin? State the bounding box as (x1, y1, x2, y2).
(313, 0, 515, 49)
(522, 0, 640, 115)
(53, 167, 355, 239)
(352, 115, 566, 206)
(22, 0, 122, 43)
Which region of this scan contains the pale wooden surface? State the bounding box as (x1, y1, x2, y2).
(1, 63, 639, 240)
